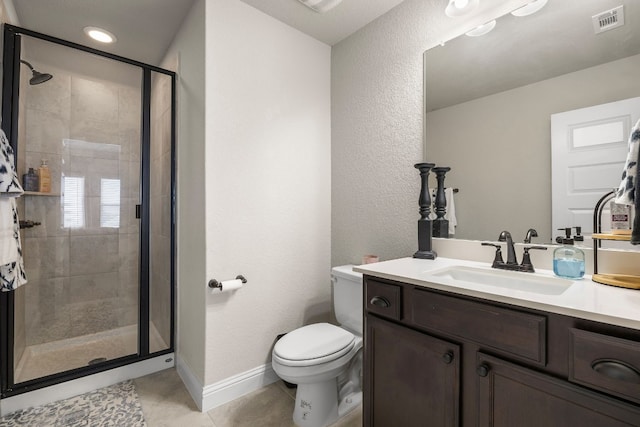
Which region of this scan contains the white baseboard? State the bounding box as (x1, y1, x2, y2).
(177, 358, 280, 413)
(176, 357, 204, 410)
(0, 353, 175, 417)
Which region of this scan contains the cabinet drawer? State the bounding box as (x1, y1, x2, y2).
(410, 288, 546, 365)
(365, 279, 401, 321)
(569, 329, 640, 405)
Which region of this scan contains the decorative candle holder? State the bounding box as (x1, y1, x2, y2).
(432, 166, 451, 238)
(413, 163, 437, 260)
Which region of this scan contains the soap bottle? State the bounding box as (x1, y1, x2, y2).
(22, 168, 39, 192)
(553, 227, 585, 279)
(37, 159, 51, 193)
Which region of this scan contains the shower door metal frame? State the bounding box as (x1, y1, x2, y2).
(0, 24, 176, 397)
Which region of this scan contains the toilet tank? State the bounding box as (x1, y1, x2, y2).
(331, 265, 363, 335)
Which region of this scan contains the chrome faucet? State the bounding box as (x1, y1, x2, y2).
(524, 228, 538, 244)
(498, 230, 518, 266)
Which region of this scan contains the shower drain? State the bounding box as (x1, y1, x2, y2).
(88, 357, 108, 365)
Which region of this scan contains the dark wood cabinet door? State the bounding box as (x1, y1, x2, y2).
(364, 315, 460, 427)
(476, 353, 640, 427)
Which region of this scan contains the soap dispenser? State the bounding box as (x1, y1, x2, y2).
(553, 227, 585, 279)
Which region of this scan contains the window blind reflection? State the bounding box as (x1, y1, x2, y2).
(100, 178, 121, 228)
(62, 176, 85, 228)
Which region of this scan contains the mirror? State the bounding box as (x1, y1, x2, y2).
(424, 0, 640, 243)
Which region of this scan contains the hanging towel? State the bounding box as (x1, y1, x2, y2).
(0, 198, 18, 265)
(0, 129, 27, 290)
(444, 187, 457, 236)
(615, 118, 640, 244)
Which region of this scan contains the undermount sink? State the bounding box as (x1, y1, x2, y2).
(426, 265, 573, 295)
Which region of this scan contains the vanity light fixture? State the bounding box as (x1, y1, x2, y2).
(465, 20, 496, 37)
(445, 0, 479, 18)
(297, 0, 343, 13)
(83, 26, 117, 44)
(511, 0, 548, 17)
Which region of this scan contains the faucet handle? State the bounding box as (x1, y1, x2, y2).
(482, 242, 504, 268)
(520, 246, 548, 272)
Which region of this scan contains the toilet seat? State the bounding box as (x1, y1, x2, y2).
(274, 323, 355, 367)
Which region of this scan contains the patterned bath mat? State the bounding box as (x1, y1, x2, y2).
(0, 380, 147, 426)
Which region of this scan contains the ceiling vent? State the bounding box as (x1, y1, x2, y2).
(592, 5, 624, 34)
(297, 0, 343, 13)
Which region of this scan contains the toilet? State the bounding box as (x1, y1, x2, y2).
(272, 265, 363, 427)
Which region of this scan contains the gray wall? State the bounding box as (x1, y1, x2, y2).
(331, 0, 526, 266)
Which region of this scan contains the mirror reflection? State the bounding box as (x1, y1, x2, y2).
(424, 0, 640, 244)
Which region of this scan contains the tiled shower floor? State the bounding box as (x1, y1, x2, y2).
(14, 324, 167, 383)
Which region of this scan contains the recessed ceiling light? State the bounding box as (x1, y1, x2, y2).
(511, 0, 548, 17)
(83, 26, 117, 43)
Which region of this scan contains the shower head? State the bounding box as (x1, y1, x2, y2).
(20, 60, 53, 85)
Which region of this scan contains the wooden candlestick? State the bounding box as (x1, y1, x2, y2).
(413, 163, 437, 259)
(432, 166, 451, 238)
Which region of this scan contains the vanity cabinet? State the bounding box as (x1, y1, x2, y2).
(365, 315, 460, 426)
(363, 276, 640, 427)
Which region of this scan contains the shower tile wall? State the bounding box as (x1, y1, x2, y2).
(19, 66, 141, 349)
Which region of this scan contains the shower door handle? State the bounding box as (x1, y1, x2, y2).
(136, 204, 141, 219)
(19, 220, 41, 229)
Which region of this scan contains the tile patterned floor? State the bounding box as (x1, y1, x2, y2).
(134, 369, 362, 427)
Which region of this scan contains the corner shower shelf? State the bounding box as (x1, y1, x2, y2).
(24, 191, 60, 196)
(592, 191, 639, 290)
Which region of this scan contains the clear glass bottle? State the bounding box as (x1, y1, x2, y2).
(553, 227, 585, 279)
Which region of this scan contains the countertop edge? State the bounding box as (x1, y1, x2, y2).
(355, 258, 640, 331)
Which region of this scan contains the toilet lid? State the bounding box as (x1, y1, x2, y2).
(274, 323, 355, 363)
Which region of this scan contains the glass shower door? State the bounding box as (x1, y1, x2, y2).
(13, 35, 142, 383)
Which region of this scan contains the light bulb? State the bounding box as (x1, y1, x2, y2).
(445, 0, 479, 18)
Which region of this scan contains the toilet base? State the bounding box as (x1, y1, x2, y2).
(293, 379, 338, 427)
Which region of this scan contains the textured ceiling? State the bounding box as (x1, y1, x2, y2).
(12, 0, 197, 66)
(425, 0, 639, 111)
(11, 0, 407, 68)
(238, 0, 406, 45)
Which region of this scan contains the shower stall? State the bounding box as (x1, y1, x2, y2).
(0, 25, 175, 399)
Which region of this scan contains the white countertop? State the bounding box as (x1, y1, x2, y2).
(354, 257, 640, 330)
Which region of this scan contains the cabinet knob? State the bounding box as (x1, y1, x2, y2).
(370, 296, 390, 308)
(442, 351, 454, 364)
(477, 364, 490, 377)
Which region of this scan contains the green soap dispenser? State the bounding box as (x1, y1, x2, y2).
(553, 227, 585, 279)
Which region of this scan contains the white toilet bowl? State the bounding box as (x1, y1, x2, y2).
(272, 266, 363, 427)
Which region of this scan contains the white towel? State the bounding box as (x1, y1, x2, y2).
(444, 187, 457, 236)
(429, 187, 457, 236)
(0, 198, 18, 265)
(615, 118, 640, 205)
(615, 118, 640, 244)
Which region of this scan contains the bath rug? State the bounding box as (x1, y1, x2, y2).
(0, 380, 147, 426)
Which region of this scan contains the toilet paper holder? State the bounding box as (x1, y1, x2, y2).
(208, 275, 247, 290)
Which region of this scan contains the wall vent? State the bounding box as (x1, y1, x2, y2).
(592, 5, 624, 34)
(297, 0, 343, 13)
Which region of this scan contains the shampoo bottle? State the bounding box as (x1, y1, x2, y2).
(22, 167, 39, 192)
(553, 227, 585, 279)
(38, 159, 51, 193)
